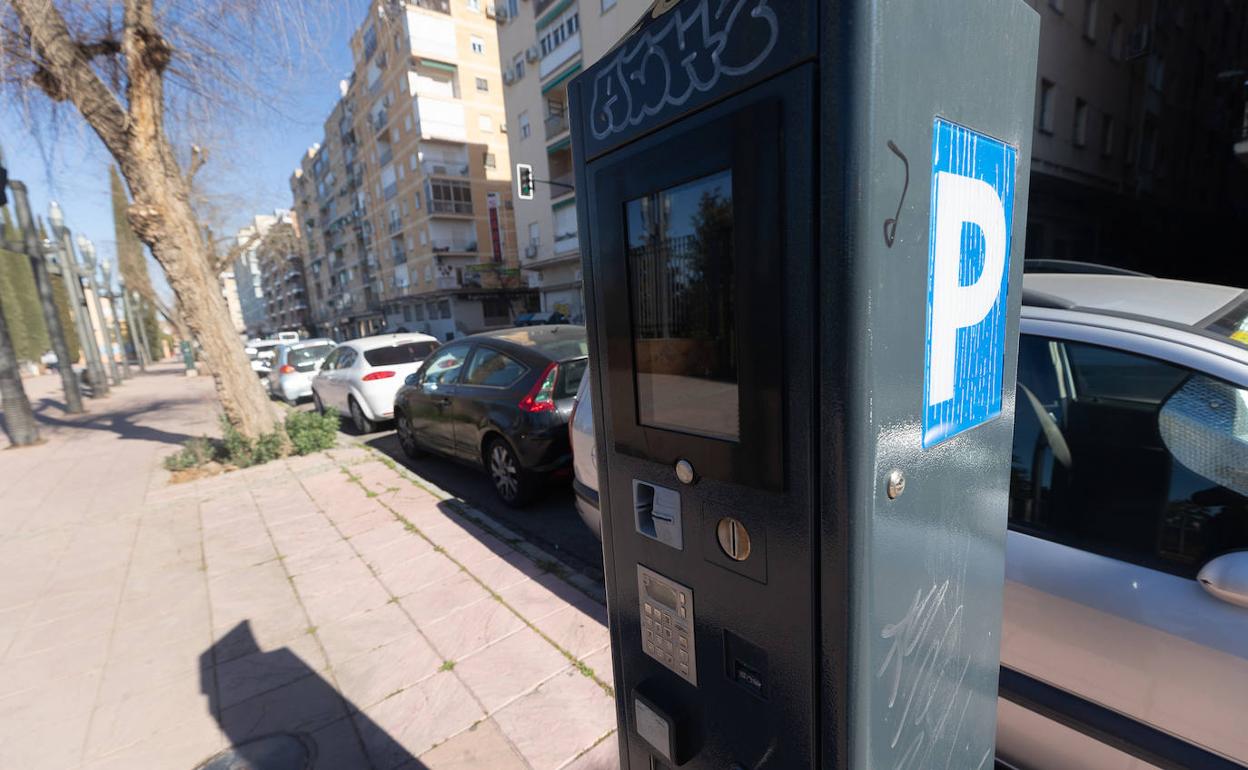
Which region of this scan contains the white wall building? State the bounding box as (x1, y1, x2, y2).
(495, 0, 650, 323)
(233, 210, 290, 337)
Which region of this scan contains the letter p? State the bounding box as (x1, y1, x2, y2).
(926, 172, 1007, 408)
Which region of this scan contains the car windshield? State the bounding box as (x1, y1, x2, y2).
(1202, 292, 1248, 350)
(291, 344, 335, 366)
(363, 341, 438, 367)
(556, 358, 588, 400)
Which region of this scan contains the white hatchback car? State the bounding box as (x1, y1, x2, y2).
(311, 333, 440, 433)
(267, 338, 335, 404)
(572, 270, 1248, 769)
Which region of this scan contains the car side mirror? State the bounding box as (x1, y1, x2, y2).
(404, 373, 420, 387)
(1198, 551, 1248, 609)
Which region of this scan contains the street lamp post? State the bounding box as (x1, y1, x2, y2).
(100, 261, 131, 380)
(78, 236, 122, 387)
(48, 202, 109, 397)
(131, 290, 153, 367)
(4, 180, 84, 413)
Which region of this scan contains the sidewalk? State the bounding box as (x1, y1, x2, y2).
(0, 366, 619, 769)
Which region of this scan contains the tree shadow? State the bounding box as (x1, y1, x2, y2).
(31, 397, 201, 446)
(201, 621, 429, 770)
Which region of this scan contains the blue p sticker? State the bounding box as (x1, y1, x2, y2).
(923, 118, 1017, 448)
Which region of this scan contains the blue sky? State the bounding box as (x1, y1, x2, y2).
(0, 0, 371, 302)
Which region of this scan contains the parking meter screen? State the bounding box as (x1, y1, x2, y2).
(625, 170, 739, 441)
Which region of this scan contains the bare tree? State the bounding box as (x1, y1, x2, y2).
(0, 0, 328, 439)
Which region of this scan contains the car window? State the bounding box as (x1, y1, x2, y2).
(292, 344, 335, 367)
(336, 349, 357, 370)
(363, 341, 438, 367)
(556, 358, 588, 400)
(320, 349, 340, 370)
(463, 347, 527, 387)
(420, 344, 469, 388)
(1010, 335, 1248, 579)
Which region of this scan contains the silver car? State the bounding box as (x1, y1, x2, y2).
(267, 338, 336, 404)
(572, 270, 1248, 768)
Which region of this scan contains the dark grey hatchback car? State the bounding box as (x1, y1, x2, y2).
(392, 325, 589, 506)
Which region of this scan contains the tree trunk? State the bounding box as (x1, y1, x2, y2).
(0, 289, 40, 447)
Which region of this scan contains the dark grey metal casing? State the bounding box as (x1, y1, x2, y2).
(569, 1, 1039, 767)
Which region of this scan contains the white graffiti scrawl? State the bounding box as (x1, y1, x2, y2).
(588, 0, 780, 140)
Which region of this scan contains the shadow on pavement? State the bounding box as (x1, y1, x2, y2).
(201, 621, 429, 770)
(31, 396, 202, 446)
(360, 432, 604, 584)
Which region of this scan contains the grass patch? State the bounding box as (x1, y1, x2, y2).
(439, 660, 455, 672)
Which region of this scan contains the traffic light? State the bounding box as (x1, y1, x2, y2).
(517, 163, 533, 200)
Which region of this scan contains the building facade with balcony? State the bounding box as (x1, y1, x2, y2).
(290, 0, 535, 343)
(496, 0, 648, 323)
(232, 211, 290, 338)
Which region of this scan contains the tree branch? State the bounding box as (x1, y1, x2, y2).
(8, 0, 130, 159)
(188, 144, 207, 179)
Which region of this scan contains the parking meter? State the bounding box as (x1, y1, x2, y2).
(569, 1, 1038, 767)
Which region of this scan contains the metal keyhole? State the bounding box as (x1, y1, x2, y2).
(716, 517, 752, 562)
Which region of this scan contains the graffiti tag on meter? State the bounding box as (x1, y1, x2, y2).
(922, 118, 1017, 448)
(588, 0, 779, 140)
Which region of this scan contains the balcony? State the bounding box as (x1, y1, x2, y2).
(379, 146, 393, 167)
(429, 199, 473, 216)
(383, 183, 398, 201)
(430, 238, 478, 254)
(540, 32, 580, 79)
(412, 0, 449, 13)
(387, 218, 402, 235)
(549, 171, 575, 200)
(436, 275, 462, 290)
(544, 110, 569, 140)
(422, 160, 470, 178)
(413, 95, 466, 142)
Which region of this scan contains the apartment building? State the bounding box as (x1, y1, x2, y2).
(1023, 0, 1248, 280)
(290, 0, 535, 343)
(257, 219, 311, 336)
(232, 211, 290, 337)
(495, 0, 649, 323)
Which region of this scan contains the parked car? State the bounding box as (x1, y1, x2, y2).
(276, 331, 300, 343)
(515, 310, 569, 327)
(571, 272, 1248, 769)
(244, 339, 281, 376)
(393, 325, 589, 506)
(311, 333, 440, 434)
(267, 338, 335, 404)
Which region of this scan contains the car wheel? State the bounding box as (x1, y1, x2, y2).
(349, 397, 376, 434)
(487, 437, 532, 507)
(396, 412, 423, 459)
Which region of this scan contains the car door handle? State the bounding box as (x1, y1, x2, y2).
(436, 397, 452, 407)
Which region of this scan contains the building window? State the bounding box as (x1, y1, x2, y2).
(1038, 79, 1056, 134)
(519, 111, 531, 139)
(1100, 115, 1114, 157)
(1082, 0, 1098, 40)
(467, 0, 479, 9)
(539, 11, 579, 56)
(1109, 14, 1124, 60)
(428, 178, 473, 214)
(528, 221, 539, 245)
(512, 54, 525, 81)
(484, 153, 497, 169)
(471, 35, 485, 55)
(476, 77, 489, 92)
(1072, 98, 1088, 147)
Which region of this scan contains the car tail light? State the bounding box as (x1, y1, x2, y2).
(519, 362, 558, 413)
(279, 364, 296, 375)
(362, 370, 396, 381)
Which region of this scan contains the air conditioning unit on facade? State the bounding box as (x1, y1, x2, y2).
(526, 45, 540, 62)
(524, 244, 538, 259)
(503, 68, 516, 85)
(486, 4, 498, 19)
(494, 6, 510, 22)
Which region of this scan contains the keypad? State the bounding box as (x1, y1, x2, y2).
(637, 565, 696, 686)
